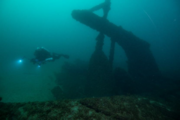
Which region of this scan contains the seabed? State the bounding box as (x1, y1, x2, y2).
(0, 95, 178, 120)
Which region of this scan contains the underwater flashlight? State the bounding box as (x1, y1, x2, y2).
(17, 56, 26, 64)
(18, 59, 23, 63)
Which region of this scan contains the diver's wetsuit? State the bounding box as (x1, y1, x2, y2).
(31, 47, 69, 66)
(34, 47, 52, 62)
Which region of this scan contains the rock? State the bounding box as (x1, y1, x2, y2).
(0, 96, 178, 120)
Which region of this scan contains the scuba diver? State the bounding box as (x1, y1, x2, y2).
(30, 47, 69, 66)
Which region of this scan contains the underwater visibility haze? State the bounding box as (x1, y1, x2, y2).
(0, 0, 180, 119)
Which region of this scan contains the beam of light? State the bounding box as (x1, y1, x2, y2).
(143, 9, 158, 30)
(143, 9, 163, 51)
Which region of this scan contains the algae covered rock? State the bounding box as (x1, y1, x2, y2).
(0, 96, 178, 120)
(80, 96, 175, 120)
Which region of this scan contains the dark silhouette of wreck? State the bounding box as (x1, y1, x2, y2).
(71, 0, 161, 97)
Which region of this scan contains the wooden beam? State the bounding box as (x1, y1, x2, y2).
(72, 10, 161, 79)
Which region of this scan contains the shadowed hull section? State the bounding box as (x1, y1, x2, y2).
(72, 10, 161, 79)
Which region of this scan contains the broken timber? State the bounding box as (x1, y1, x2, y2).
(72, 10, 161, 79)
